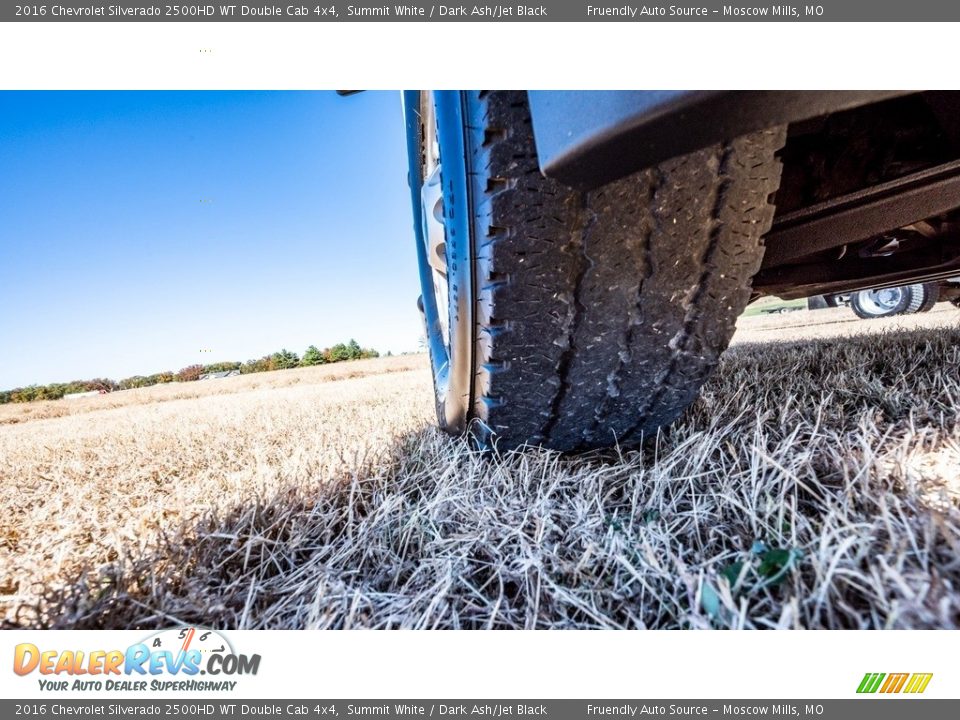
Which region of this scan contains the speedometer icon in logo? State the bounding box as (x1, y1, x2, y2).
(134, 626, 259, 677)
(142, 627, 234, 659)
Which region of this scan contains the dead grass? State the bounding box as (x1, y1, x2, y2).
(0, 355, 425, 426)
(2, 312, 959, 629)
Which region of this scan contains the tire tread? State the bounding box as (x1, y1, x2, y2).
(465, 91, 784, 450)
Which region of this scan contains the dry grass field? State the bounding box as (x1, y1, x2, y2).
(2, 305, 959, 629)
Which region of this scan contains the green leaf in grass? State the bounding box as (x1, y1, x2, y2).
(756, 547, 803, 586)
(721, 561, 745, 589)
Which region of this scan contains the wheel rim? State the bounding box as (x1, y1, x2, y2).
(858, 287, 904, 315)
(420, 93, 451, 349)
(407, 90, 474, 434)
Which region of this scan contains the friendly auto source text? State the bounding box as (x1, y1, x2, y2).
(587, 5, 817, 17)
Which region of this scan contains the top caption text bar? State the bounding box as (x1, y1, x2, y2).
(5, 1, 960, 22)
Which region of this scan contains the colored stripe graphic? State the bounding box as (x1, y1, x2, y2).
(856, 673, 885, 693)
(904, 673, 934, 694)
(892, 673, 910, 693)
(881, 673, 908, 693)
(857, 672, 932, 694)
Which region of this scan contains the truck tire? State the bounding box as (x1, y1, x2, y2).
(419, 91, 785, 451)
(914, 282, 939, 312)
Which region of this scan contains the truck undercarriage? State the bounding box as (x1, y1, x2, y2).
(755, 92, 960, 299)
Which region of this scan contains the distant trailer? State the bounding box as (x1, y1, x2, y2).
(64, 390, 103, 400)
(198, 370, 241, 381)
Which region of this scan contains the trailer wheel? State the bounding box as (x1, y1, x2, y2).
(850, 285, 919, 318)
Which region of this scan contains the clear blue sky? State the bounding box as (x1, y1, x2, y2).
(0, 91, 422, 388)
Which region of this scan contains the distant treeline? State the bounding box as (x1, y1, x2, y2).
(0, 339, 380, 404)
